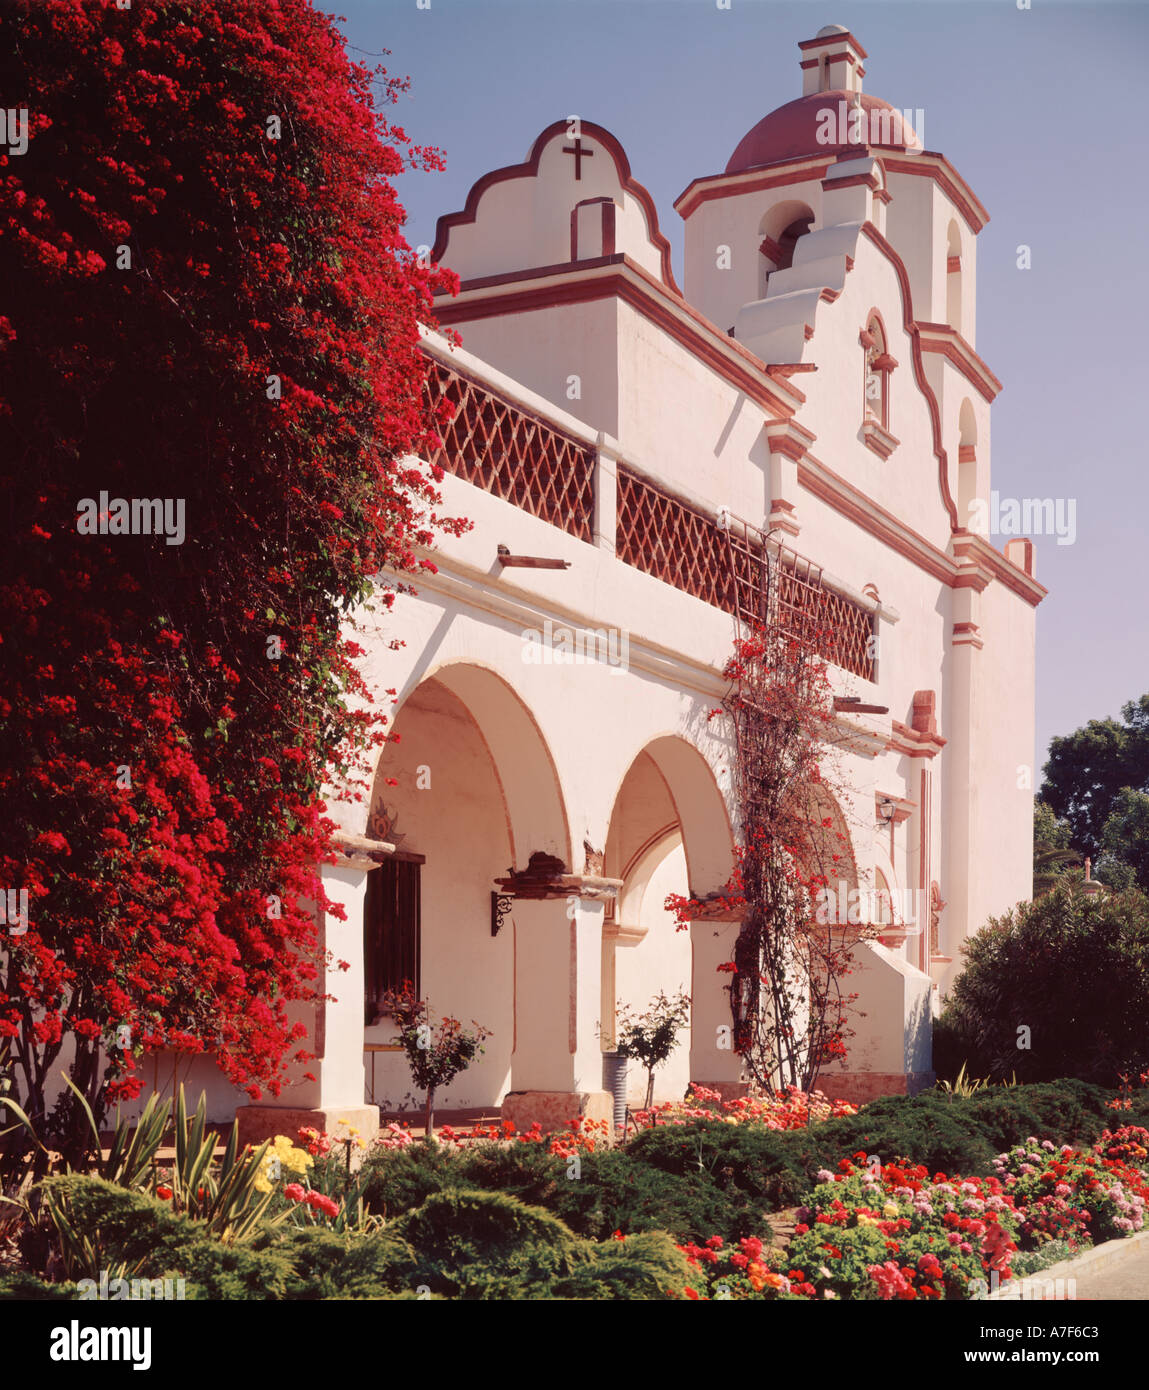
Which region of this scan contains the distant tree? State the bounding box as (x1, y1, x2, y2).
(1032, 800, 1079, 897)
(1041, 696, 1149, 859)
(1097, 788, 1149, 895)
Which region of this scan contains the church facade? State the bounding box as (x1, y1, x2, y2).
(136, 26, 1047, 1140)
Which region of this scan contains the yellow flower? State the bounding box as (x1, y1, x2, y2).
(882, 1202, 899, 1218)
(270, 1135, 313, 1174)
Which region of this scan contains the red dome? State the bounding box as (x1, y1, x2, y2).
(726, 91, 920, 174)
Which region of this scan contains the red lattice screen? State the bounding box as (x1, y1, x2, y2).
(617, 467, 875, 680)
(421, 355, 595, 543)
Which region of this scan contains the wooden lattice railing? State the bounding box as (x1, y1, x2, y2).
(617, 467, 875, 680)
(422, 355, 595, 543)
(418, 351, 874, 681)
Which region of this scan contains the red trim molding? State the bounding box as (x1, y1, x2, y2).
(859, 223, 958, 528)
(888, 720, 947, 758)
(435, 255, 802, 417)
(675, 156, 833, 218)
(799, 32, 869, 59)
(432, 119, 680, 294)
(798, 455, 955, 586)
(881, 154, 989, 234)
(916, 321, 1002, 403)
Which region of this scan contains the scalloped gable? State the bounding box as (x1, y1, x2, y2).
(431, 120, 678, 292)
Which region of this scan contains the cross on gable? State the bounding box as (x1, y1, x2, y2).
(562, 136, 593, 180)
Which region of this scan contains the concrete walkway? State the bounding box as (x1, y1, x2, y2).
(990, 1230, 1149, 1301)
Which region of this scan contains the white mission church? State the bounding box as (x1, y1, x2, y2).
(133, 25, 1046, 1141)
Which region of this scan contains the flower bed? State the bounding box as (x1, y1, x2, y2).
(993, 1136, 1147, 1243)
(632, 1084, 858, 1132)
(435, 1116, 610, 1157)
(674, 1129, 1149, 1300)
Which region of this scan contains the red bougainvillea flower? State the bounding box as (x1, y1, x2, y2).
(0, 0, 466, 1152)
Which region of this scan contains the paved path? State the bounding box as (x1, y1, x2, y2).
(1068, 1239, 1149, 1300)
(993, 1232, 1149, 1302)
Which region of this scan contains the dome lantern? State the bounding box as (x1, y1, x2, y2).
(800, 25, 867, 96)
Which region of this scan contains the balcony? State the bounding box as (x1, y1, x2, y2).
(420, 344, 876, 682)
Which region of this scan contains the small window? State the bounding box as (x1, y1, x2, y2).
(862, 315, 892, 430)
(364, 857, 421, 1024)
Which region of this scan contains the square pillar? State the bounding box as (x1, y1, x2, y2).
(689, 917, 747, 1096)
(236, 839, 383, 1149)
(498, 860, 620, 1131)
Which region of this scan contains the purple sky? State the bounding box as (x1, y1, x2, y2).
(332, 0, 1149, 779)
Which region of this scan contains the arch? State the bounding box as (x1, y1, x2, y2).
(605, 734, 736, 898)
(369, 661, 571, 870)
(794, 778, 862, 902)
(946, 219, 963, 334)
(360, 662, 573, 1113)
(603, 737, 733, 1104)
(758, 199, 816, 296)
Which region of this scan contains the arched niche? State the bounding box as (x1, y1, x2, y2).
(758, 199, 816, 297)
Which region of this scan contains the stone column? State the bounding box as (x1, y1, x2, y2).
(497, 854, 621, 1131)
(235, 834, 385, 1149)
(689, 909, 747, 1099)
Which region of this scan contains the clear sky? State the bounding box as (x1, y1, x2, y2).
(332, 0, 1149, 780)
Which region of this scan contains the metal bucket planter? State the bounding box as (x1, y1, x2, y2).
(602, 1051, 628, 1136)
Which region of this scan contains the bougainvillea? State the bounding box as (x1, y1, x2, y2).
(0, 0, 463, 1161)
(666, 585, 879, 1093)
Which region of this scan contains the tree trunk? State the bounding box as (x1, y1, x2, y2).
(644, 1070, 655, 1112)
(423, 1087, 435, 1142)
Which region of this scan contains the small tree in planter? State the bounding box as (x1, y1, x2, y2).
(615, 989, 691, 1111)
(382, 984, 491, 1139)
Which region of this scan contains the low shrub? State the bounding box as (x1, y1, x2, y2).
(391, 1188, 588, 1297)
(0, 1271, 78, 1300)
(389, 1188, 691, 1299)
(276, 1226, 418, 1300)
(625, 1120, 811, 1209)
(934, 887, 1149, 1085)
(550, 1230, 690, 1300)
(362, 1136, 770, 1244)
